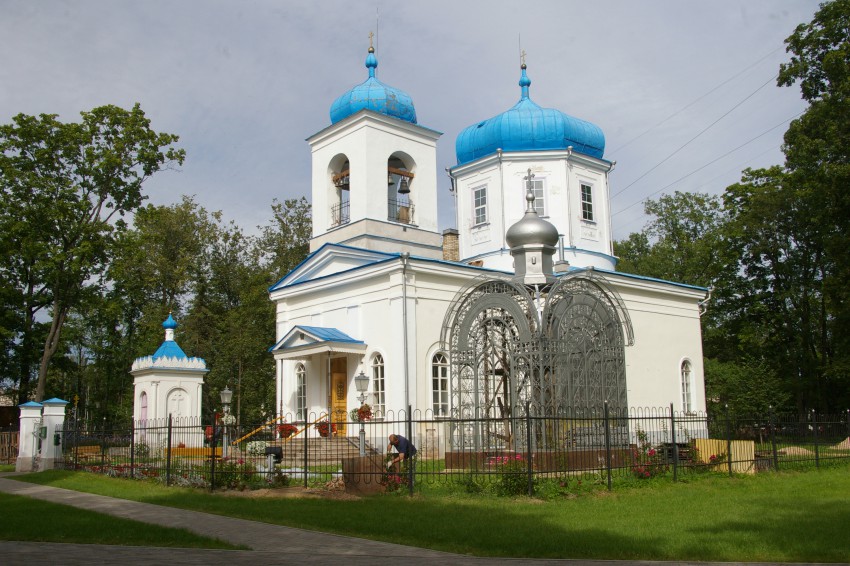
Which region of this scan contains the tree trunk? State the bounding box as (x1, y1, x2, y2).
(35, 302, 69, 402)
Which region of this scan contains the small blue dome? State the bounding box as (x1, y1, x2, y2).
(456, 65, 605, 165)
(162, 314, 178, 330)
(330, 47, 417, 125)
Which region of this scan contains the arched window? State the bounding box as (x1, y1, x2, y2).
(432, 352, 449, 417)
(681, 359, 693, 413)
(140, 391, 148, 422)
(295, 363, 307, 421)
(372, 354, 385, 417)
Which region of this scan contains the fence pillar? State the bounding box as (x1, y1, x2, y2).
(210, 419, 217, 492)
(40, 398, 68, 470)
(130, 421, 136, 479)
(15, 402, 43, 473)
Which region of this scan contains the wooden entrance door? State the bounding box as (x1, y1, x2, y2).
(331, 358, 347, 435)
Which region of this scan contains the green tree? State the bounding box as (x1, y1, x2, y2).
(778, 0, 850, 405)
(0, 104, 184, 401)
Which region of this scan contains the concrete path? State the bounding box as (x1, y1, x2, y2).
(0, 474, 840, 566)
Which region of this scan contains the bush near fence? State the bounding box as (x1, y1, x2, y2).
(56, 407, 850, 495)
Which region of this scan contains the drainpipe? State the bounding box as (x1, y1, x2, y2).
(564, 146, 574, 248)
(605, 160, 617, 257)
(400, 252, 411, 411)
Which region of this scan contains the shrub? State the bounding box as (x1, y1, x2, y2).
(630, 429, 669, 479)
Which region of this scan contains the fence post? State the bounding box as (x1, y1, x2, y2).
(408, 405, 414, 497)
(769, 406, 778, 472)
(303, 415, 309, 488)
(166, 415, 173, 487)
(526, 401, 533, 497)
(603, 402, 612, 491)
(210, 419, 217, 492)
(670, 403, 678, 483)
(130, 421, 136, 479)
(724, 404, 732, 477)
(812, 409, 819, 469)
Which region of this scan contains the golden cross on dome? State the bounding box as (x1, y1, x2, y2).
(369, 31, 374, 49)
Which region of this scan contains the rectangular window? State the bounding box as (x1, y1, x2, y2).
(581, 183, 594, 221)
(473, 186, 487, 225)
(530, 178, 545, 216)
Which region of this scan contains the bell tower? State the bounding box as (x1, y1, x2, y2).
(307, 41, 443, 258)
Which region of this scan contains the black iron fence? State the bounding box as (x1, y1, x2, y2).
(57, 406, 850, 495)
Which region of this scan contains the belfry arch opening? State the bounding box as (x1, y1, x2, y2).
(329, 153, 350, 228)
(387, 151, 415, 225)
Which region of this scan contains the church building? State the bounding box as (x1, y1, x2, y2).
(269, 44, 708, 436)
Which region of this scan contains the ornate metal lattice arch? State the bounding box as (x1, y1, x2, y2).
(542, 269, 634, 415)
(441, 270, 633, 450)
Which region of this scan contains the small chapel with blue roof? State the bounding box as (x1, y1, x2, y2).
(131, 314, 208, 430)
(268, 42, 708, 444)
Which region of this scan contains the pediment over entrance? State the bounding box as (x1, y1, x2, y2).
(270, 325, 367, 360)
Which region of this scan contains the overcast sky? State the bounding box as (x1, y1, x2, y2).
(1, 0, 821, 241)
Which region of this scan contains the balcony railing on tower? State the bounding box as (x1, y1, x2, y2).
(388, 198, 414, 225)
(331, 201, 350, 227)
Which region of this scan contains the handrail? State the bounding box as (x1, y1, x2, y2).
(278, 412, 330, 445)
(231, 415, 289, 445)
(233, 412, 333, 446)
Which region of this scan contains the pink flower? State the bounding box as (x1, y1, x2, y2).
(648, 448, 656, 457)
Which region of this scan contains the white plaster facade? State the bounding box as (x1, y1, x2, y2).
(270, 51, 708, 433)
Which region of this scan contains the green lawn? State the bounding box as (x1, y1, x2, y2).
(11, 465, 850, 562)
(0, 491, 242, 549)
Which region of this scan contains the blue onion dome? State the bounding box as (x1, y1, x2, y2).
(456, 63, 605, 165)
(506, 183, 560, 249)
(162, 313, 178, 330)
(330, 46, 417, 125)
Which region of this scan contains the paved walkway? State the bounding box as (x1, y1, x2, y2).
(0, 474, 840, 566)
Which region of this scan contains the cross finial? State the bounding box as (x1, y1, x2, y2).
(369, 31, 374, 49)
(524, 167, 534, 185)
(520, 49, 527, 67)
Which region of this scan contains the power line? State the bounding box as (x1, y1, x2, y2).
(611, 73, 779, 200)
(611, 46, 784, 154)
(612, 143, 784, 237)
(612, 110, 803, 219)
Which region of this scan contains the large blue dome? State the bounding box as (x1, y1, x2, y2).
(455, 65, 605, 165)
(330, 47, 417, 125)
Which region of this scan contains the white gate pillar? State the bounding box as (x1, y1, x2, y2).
(16, 402, 43, 473)
(40, 398, 69, 470)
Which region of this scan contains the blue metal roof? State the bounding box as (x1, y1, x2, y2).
(330, 47, 417, 125)
(455, 65, 605, 165)
(269, 325, 364, 352)
(152, 340, 188, 360)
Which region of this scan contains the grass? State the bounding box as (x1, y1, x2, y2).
(10, 464, 850, 562)
(0, 464, 15, 472)
(0, 491, 242, 549)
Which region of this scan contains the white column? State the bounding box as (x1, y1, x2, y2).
(40, 398, 69, 470)
(16, 402, 43, 472)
